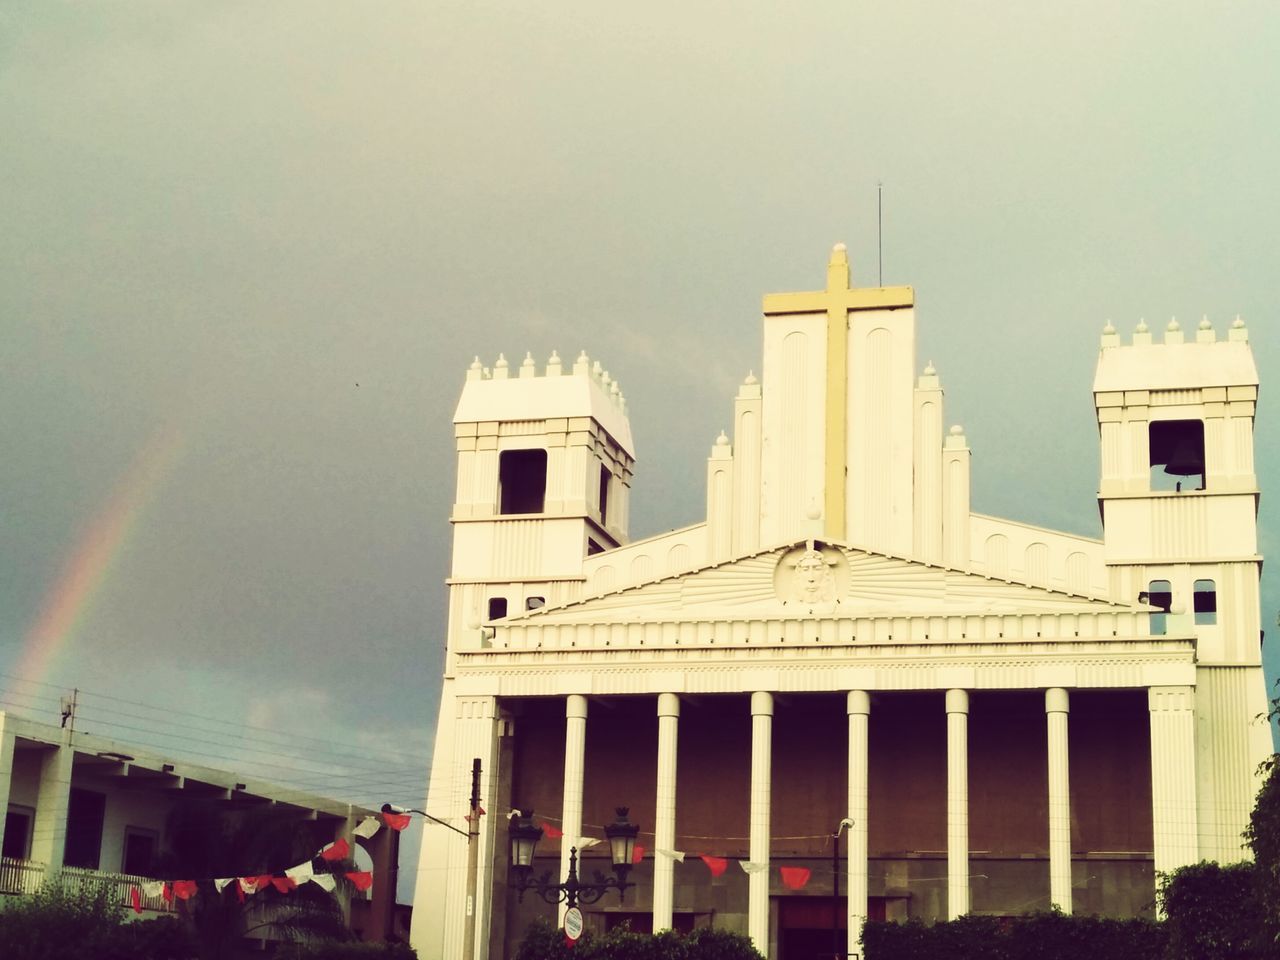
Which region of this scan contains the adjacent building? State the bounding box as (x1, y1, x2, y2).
(412, 247, 1270, 959)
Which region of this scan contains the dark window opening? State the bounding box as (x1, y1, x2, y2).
(1146, 579, 1173, 636)
(598, 465, 611, 525)
(3, 806, 33, 860)
(587, 539, 604, 556)
(64, 788, 106, 870)
(122, 827, 158, 876)
(525, 596, 545, 611)
(1194, 579, 1217, 625)
(498, 449, 547, 514)
(1149, 420, 1205, 491)
(487, 597, 508, 620)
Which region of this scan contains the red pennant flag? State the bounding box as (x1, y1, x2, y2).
(321, 838, 350, 861)
(271, 876, 298, 894)
(541, 821, 564, 839)
(235, 881, 245, 904)
(631, 845, 645, 865)
(564, 933, 576, 949)
(780, 866, 811, 890)
(700, 855, 728, 877)
(172, 880, 198, 901)
(161, 883, 173, 904)
(383, 812, 411, 832)
(130, 886, 142, 914)
(345, 870, 374, 891)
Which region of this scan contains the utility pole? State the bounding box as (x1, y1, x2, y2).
(832, 826, 840, 960)
(462, 758, 482, 960)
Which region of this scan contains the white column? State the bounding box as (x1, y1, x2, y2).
(1045, 688, 1072, 913)
(847, 691, 870, 954)
(31, 731, 73, 874)
(748, 692, 773, 953)
(559, 695, 589, 925)
(1149, 686, 1199, 881)
(946, 689, 970, 919)
(653, 693, 680, 931)
(0, 718, 15, 857)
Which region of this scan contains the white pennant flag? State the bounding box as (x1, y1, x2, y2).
(142, 881, 165, 897)
(285, 861, 315, 880)
(213, 878, 234, 893)
(576, 837, 602, 849)
(354, 816, 382, 839)
(309, 873, 337, 892)
(656, 849, 685, 862)
(739, 860, 769, 874)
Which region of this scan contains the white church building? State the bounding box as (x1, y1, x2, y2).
(411, 246, 1270, 959)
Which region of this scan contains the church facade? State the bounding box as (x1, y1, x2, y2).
(411, 247, 1269, 960)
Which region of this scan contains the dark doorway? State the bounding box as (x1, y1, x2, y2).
(778, 897, 885, 960)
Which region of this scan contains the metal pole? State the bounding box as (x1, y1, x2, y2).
(832, 827, 840, 960)
(462, 758, 482, 960)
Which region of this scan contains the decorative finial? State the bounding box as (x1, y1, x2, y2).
(743, 371, 758, 385)
(1167, 317, 1180, 331)
(923, 360, 937, 376)
(715, 430, 729, 446)
(1233, 315, 1245, 328)
(1136, 319, 1149, 333)
(546, 350, 562, 376)
(467, 356, 484, 381)
(520, 352, 536, 378)
(573, 351, 590, 375)
(1199, 316, 1212, 330)
(949, 424, 964, 436)
(493, 353, 509, 380)
(1102, 320, 1116, 334)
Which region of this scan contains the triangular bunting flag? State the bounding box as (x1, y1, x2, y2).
(354, 816, 382, 839)
(383, 811, 412, 832)
(320, 838, 350, 861)
(130, 886, 142, 914)
(285, 861, 315, 880)
(161, 883, 173, 904)
(142, 881, 165, 898)
(631, 845, 646, 864)
(541, 821, 563, 839)
(700, 855, 728, 877)
(780, 866, 811, 890)
(310, 873, 337, 892)
(739, 861, 769, 874)
(655, 849, 685, 862)
(214, 878, 234, 893)
(576, 837, 602, 849)
(271, 876, 298, 894)
(172, 880, 198, 901)
(345, 870, 374, 891)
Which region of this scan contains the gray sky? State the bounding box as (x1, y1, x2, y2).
(3, 1, 1278, 901)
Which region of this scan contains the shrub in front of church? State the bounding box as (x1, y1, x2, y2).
(514, 921, 763, 960)
(859, 911, 1166, 960)
(1159, 861, 1263, 960)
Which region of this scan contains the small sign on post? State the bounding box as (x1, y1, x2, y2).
(563, 906, 584, 946)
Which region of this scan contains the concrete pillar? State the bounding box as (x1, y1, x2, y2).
(559, 695, 588, 925)
(1149, 686, 1198, 882)
(0, 717, 15, 858)
(946, 689, 970, 919)
(847, 691, 871, 953)
(653, 693, 680, 931)
(748, 692, 773, 953)
(1045, 688, 1072, 913)
(31, 733, 73, 873)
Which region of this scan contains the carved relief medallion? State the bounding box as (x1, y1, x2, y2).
(774, 539, 849, 610)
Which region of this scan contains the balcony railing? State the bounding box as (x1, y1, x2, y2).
(0, 857, 175, 912)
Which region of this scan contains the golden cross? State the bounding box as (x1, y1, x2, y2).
(761, 244, 913, 540)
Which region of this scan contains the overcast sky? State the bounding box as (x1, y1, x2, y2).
(2, 2, 1278, 902)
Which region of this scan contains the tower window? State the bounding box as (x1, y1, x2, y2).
(1149, 420, 1205, 492)
(1146, 579, 1172, 636)
(487, 597, 508, 620)
(525, 596, 545, 611)
(599, 465, 611, 525)
(1194, 579, 1217, 625)
(498, 449, 547, 514)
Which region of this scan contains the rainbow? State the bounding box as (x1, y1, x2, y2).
(13, 425, 185, 689)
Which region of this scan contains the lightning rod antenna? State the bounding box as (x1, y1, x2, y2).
(877, 181, 884, 287)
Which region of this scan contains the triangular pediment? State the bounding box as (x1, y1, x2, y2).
(511, 540, 1136, 626)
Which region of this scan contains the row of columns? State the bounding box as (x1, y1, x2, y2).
(555, 686, 1197, 957)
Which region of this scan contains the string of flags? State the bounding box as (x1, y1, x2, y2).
(126, 809, 411, 914)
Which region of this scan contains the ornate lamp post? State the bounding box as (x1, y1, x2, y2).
(509, 807, 640, 909)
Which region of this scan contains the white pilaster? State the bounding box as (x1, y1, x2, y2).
(847, 691, 871, 953)
(31, 731, 73, 874)
(946, 689, 970, 919)
(0, 715, 15, 857)
(1149, 686, 1199, 878)
(706, 436, 734, 564)
(560, 695, 588, 925)
(732, 376, 763, 555)
(942, 427, 970, 569)
(1045, 688, 1072, 913)
(913, 367, 944, 564)
(653, 693, 680, 931)
(748, 692, 773, 953)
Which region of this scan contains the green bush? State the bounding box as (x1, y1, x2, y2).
(1159, 861, 1262, 960)
(860, 911, 1165, 960)
(282, 941, 417, 960)
(514, 920, 763, 960)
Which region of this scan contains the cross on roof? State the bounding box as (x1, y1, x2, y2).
(761, 243, 913, 316)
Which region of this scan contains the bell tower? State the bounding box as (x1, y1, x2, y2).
(448, 349, 635, 655)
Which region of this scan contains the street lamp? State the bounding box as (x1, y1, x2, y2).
(509, 807, 639, 909)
